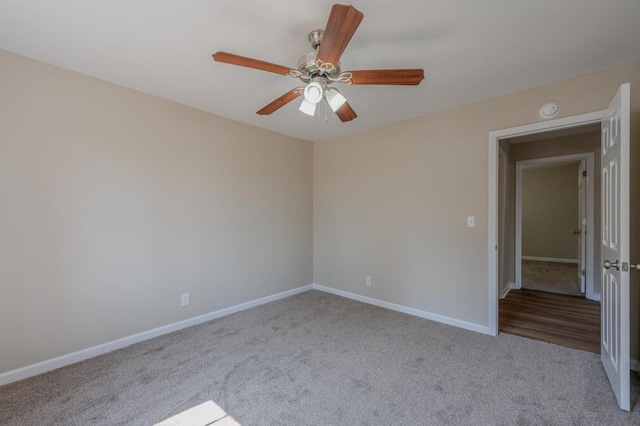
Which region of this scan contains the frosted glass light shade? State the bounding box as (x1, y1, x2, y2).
(326, 88, 347, 112)
(303, 82, 324, 104)
(299, 99, 317, 116)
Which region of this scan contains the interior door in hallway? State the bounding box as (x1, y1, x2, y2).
(577, 159, 587, 294)
(600, 82, 630, 411)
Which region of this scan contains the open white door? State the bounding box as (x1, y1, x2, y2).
(577, 159, 587, 294)
(601, 82, 630, 411)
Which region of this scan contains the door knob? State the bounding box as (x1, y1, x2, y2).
(603, 260, 620, 270)
(573, 230, 581, 235)
(631, 263, 640, 272)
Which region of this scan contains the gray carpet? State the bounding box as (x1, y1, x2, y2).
(1, 290, 638, 425)
(522, 260, 583, 296)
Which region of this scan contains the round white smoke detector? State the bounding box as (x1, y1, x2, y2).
(539, 102, 560, 119)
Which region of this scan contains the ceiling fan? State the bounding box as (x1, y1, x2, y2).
(212, 4, 424, 122)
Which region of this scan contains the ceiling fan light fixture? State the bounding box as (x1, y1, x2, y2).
(303, 81, 324, 104)
(326, 88, 347, 112)
(299, 98, 317, 116)
(212, 5, 424, 123)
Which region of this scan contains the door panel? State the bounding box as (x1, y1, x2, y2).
(601, 82, 630, 411)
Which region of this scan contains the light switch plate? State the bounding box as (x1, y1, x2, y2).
(467, 216, 475, 228)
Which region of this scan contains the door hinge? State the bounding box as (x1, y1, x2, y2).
(582, 269, 586, 276)
(582, 170, 587, 177)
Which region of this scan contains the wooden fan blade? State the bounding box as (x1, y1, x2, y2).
(257, 89, 303, 115)
(335, 101, 357, 122)
(348, 69, 425, 85)
(316, 5, 364, 67)
(213, 52, 293, 76)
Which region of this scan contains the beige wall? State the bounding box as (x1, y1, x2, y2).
(314, 62, 640, 357)
(522, 163, 580, 260)
(0, 50, 313, 374)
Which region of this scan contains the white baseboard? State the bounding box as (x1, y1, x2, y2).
(631, 359, 640, 373)
(0, 284, 314, 387)
(311, 284, 490, 335)
(522, 256, 579, 264)
(586, 293, 601, 302)
(509, 281, 521, 290)
(500, 285, 511, 299)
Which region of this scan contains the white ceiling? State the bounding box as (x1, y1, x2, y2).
(1, 1, 639, 141)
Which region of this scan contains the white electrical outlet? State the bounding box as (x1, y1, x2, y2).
(365, 276, 372, 286)
(181, 293, 190, 307)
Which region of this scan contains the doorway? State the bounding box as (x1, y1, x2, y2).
(514, 152, 597, 300)
(487, 110, 606, 336)
(496, 126, 601, 353)
(520, 160, 584, 297)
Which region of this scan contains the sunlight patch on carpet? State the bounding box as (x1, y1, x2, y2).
(155, 400, 241, 426)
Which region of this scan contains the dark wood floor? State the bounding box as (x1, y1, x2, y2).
(499, 289, 601, 353)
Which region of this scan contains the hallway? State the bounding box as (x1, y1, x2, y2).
(499, 289, 600, 353)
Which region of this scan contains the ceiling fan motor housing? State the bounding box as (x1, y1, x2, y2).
(296, 52, 341, 81)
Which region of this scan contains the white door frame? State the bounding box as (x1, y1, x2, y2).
(514, 153, 596, 301)
(487, 111, 605, 336)
(498, 147, 508, 297)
